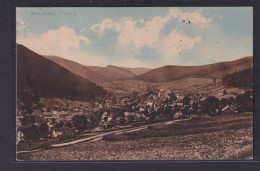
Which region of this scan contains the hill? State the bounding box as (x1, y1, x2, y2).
(44, 55, 111, 83)
(87, 65, 136, 80)
(132, 56, 253, 83)
(44, 56, 150, 82)
(17, 44, 107, 101)
(120, 66, 151, 75)
(102, 78, 249, 99)
(156, 78, 249, 99)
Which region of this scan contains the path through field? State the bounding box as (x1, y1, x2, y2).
(51, 118, 190, 147)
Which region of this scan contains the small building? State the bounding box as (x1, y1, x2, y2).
(146, 101, 154, 106)
(176, 103, 184, 107)
(44, 116, 56, 122)
(134, 113, 142, 121)
(100, 112, 113, 128)
(177, 95, 184, 100)
(55, 111, 69, 122)
(200, 97, 206, 102)
(139, 107, 145, 112)
(174, 111, 183, 119)
(222, 106, 237, 115)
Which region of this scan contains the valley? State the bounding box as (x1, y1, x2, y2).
(16, 44, 253, 160)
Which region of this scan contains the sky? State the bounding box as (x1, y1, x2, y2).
(16, 7, 253, 68)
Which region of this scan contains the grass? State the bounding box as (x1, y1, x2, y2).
(150, 115, 252, 130)
(17, 114, 253, 160)
(103, 115, 252, 141)
(17, 128, 253, 160)
(17, 134, 82, 151)
(225, 145, 253, 159)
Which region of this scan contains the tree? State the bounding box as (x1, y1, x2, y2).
(149, 111, 158, 121)
(181, 105, 190, 116)
(233, 91, 253, 113)
(228, 97, 235, 105)
(164, 105, 172, 117)
(17, 76, 44, 147)
(39, 123, 49, 138)
(223, 89, 227, 95)
(220, 98, 228, 107)
(127, 115, 135, 123)
(125, 105, 133, 112)
(168, 93, 177, 103)
(72, 115, 88, 133)
(222, 68, 253, 88)
(183, 95, 191, 105)
(51, 118, 56, 125)
(120, 111, 125, 117)
(192, 101, 198, 114)
(65, 122, 72, 128)
(55, 121, 64, 128)
(203, 96, 220, 116)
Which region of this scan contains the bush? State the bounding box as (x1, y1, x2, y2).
(72, 115, 88, 133)
(39, 123, 49, 138)
(55, 121, 64, 128)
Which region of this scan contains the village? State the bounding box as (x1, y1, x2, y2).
(16, 86, 253, 148)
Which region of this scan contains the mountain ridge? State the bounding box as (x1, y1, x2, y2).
(131, 56, 253, 83)
(44, 55, 151, 83)
(19, 44, 253, 85)
(17, 44, 107, 101)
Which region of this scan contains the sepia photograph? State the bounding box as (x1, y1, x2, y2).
(16, 7, 253, 160)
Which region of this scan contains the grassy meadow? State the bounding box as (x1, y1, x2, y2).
(17, 114, 252, 160)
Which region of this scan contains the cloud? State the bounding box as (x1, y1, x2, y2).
(17, 26, 110, 67)
(90, 18, 114, 36)
(169, 8, 211, 24)
(115, 16, 170, 48)
(88, 8, 209, 50)
(159, 29, 201, 58)
(18, 8, 211, 68)
(85, 8, 206, 65)
(18, 26, 90, 54)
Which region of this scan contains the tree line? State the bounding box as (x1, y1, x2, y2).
(222, 68, 253, 88)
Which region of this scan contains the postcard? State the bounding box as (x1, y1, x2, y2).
(16, 7, 253, 160)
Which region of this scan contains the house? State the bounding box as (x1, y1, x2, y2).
(55, 131, 63, 137)
(134, 113, 142, 121)
(222, 106, 237, 115)
(16, 130, 24, 144)
(16, 116, 23, 127)
(177, 103, 184, 107)
(139, 107, 145, 112)
(43, 112, 56, 122)
(56, 111, 69, 123)
(100, 112, 113, 128)
(174, 111, 183, 119)
(52, 111, 58, 115)
(200, 97, 206, 102)
(177, 94, 184, 100)
(147, 102, 154, 106)
(44, 116, 56, 122)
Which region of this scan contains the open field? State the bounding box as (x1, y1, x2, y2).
(103, 114, 252, 141)
(156, 78, 249, 99)
(17, 114, 252, 160)
(101, 78, 249, 99)
(101, 80, 149, 97)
